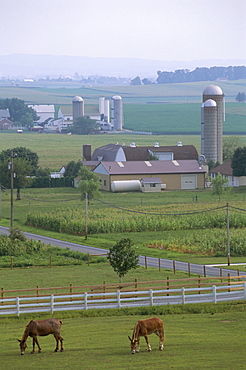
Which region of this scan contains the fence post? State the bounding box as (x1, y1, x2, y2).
(16, 296, 20, 317)
(203, 265, 206, 278)
(117, 290, 121, 309)
(50, 294, 54, 314)
(173, 260, 176, 274)
(158, 258, 161, 271)
(1, 287, 3, 301)
(167, 277, 169, 296)
(84, 292, 88, 310)
(220, 268, 223, 282)
(198, 275, 201, 294)
(188, 263, 190, 277)
(149, 289, 153, 306)
(228, 273, 231, 292)
(145, 256, 148, 269)
(182, 287, 185, 304)
(212, 285, 217, 304)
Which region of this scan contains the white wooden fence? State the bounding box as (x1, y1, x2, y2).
(1, 282, 246, 317)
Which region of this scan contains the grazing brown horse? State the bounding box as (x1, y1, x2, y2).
(17, 318, 64, 355)
(128, 317, 164, 354)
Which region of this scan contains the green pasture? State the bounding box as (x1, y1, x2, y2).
(1, 132, 246, 169)
(1, 309, 246, 369)
(0, 80, 245, 135)
(0, 132, 205, 169)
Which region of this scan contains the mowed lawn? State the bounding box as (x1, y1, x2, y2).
(2, 312, 246, 369)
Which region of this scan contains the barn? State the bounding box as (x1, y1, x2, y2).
(93, 160, 206, 192)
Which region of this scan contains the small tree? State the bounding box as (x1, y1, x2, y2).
(211, 173, 229, 200)
(70, 116, 99, 135)
(78, 165, 101, 200)
(107, 238, 139, 282)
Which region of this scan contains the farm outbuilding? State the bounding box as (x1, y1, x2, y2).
(140, 177, 163, 192)
(93, 160, 206, 192)
(210, 161, 246, 187)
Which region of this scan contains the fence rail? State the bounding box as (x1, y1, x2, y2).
(1, 275, 246, 301)
(1, 282, 246, 317)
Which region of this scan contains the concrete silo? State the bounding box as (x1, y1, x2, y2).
(201, 85, 224, 163)
(72, 96, 84, 122)
(111, 95, 123, 130)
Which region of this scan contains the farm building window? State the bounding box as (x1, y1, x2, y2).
(150, 183, 156, 187)
(104, 180, 106, 186)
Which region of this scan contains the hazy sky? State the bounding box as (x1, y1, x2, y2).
(1, 0, 246, 61)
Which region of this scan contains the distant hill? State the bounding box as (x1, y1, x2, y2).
(0, 54, 245, 79)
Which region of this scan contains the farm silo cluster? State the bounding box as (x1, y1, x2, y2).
(72, 95, 123, 131)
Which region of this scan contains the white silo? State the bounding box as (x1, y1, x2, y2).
(202, 85, 224, 163)
(111, 95, 123, 130)
(104, 99, 110, 123)
(203, 99, 218, 163)
(72, 96, 84, 121)
(99, 97, 105, 115)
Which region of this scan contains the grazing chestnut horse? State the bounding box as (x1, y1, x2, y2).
(17, 318, 64, 355)
(128, 317, 164, 354)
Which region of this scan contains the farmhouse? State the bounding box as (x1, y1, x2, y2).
(93, 160, 206, 191)
(210, 161, 246, 187)
(0, 117, 13, 130)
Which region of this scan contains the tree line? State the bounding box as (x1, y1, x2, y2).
(131, 66, 246, 85)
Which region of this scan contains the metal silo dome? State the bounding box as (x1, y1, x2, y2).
(203, 85, 223, 96)
(204, 99, 217, 107)
(112, 95, 122, 100)
(72, 96, 84, 102)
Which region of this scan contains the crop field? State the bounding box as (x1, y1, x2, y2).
(0, 80, 245, 135)
(1, 310, 246, 369)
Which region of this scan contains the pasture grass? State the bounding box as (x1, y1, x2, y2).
(1, 309, 246, 369)
(0, 131, 246, 169)
(0, 132, 204, 169)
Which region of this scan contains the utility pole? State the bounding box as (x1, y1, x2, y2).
(85, 192, 88, 240)
(10, 150, 14, 228)
(226, 203, 230, 266)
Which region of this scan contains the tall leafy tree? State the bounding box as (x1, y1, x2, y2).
(231, 147, 246, 176)
(107, 238, 139, 282)
(78, 165, 101, 200)
(0, 98, 39, 125)
(0, 147, 39, 176)
(223, 136, 243, 161)
(70, 116, 99, 135)
(64, 160, 82, 177)
(0, 157, 32, 200)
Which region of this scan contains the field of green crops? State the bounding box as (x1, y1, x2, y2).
(0, 80, 245, 135)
